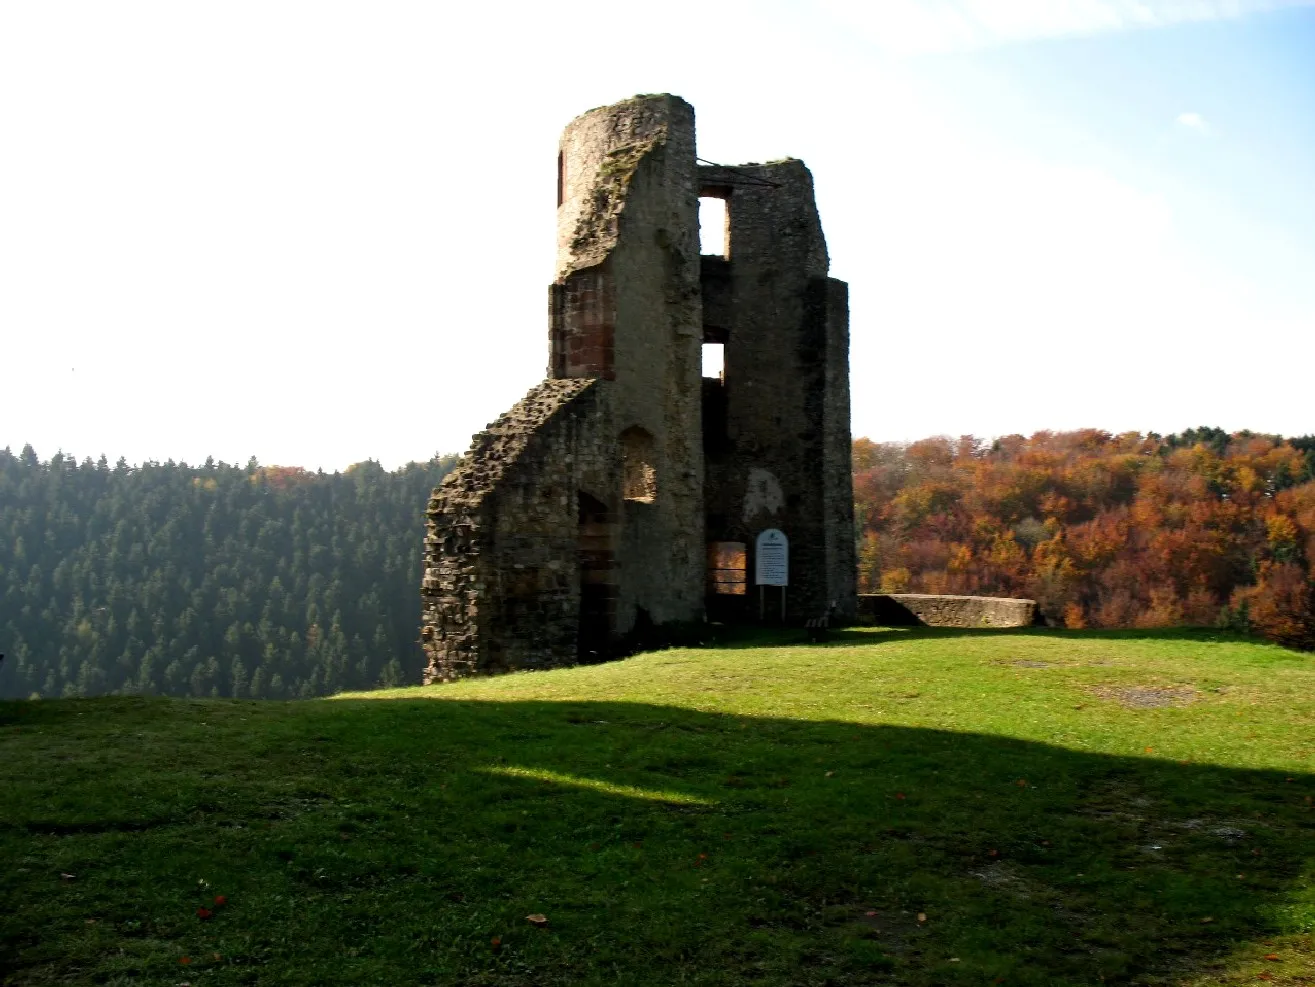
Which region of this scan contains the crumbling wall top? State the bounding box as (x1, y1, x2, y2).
(430, 378, 597, 516)
(556, 94, 694, 280)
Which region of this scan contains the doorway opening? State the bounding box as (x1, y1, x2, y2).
(577, 492, 616, 660)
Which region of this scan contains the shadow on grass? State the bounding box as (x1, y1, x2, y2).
(2, 694, 1313, 986)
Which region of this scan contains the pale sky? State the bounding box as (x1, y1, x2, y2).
(3, 0, 1313, 470)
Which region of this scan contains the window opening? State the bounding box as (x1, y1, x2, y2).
(620, 426, 657, 502)
(557, 152, 565, 207)
(698, 196, 729, 257)
(708, 541, 747, 595)
(702, 342, 724, 380)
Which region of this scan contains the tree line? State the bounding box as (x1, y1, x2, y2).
(0, 448, 456, 699)
(5, 426, 1312, 702)
(854, 427, 1315, 649)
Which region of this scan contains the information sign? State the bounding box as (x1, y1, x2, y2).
(755, 528, 789, 586)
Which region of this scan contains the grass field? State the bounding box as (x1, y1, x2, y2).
(2, 627, 1313, 985)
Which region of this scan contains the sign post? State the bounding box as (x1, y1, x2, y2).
(754, 528, 789, 622)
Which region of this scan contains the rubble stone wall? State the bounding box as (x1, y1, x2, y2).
(422, 95, 860, 679)
(421, 379, 617, 681)
(858, 594, 1037, 629)
(700, 160, 857, 621)
(554, 95, 705, 633)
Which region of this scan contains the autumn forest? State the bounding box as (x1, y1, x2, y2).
(855, 427, 1315, 649)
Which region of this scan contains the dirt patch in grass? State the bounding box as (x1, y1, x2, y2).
(1089, 685, 1198, 708)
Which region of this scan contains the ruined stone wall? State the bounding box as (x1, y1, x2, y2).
(700, 160, 857, 620)
(420, 379, 618, 681)
(858, 594, 1037, 629)
(553, 96, 704, 633)
(423, 95, 859, 679)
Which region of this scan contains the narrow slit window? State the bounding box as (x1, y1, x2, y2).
(557, 151, 565, 207)
(708, 542, 747, 595)
(702, 342, 724, 380)
(699, 196, 728, 257)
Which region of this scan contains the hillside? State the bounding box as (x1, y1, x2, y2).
(854, 428, 1315, 647)
(6, 427, 1315, 704)
(0, 449, 456, 700)
(2, 628, 1312, 985)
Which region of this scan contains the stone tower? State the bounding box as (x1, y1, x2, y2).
(420, 95, 854, 682)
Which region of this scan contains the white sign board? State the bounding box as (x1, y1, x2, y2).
(755, 528, 789, 586)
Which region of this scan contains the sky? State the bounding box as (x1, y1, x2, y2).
(2, 0, 1313, 470)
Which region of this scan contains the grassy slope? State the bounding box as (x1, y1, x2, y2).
(1, 627, 1313, 986)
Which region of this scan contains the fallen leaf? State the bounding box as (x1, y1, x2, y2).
(1265, 953, 1280, 961)
(526, 913, 549, 927)
(213, 895, 227, 907)
(988, 849, 999, 857)
(825, 771, 835, 778)
(917, 913, 927, 923)
(212, 953, 221, 961)
(179, 956, 191, 965)
(1144, 747, 1154, 753)
(1016, 779, 1027, 787)
(895, 792, 905, 800)
(1200, 917, 1213, 924)
(865, 910, 878, 917)
(491, 937, 501, 950)
(196, 908, 213, 921)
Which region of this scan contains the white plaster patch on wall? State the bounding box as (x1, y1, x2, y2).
(742, 467, 785, 522)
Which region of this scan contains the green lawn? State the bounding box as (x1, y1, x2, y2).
(2, 627, 1313, 985)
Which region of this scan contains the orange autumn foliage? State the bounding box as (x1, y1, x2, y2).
(853, 429, 1315, 649)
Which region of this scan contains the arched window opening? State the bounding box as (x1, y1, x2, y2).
(621, 426, 657, 503)
(707, 541, 747, 595)
(699, 196, 729, 257)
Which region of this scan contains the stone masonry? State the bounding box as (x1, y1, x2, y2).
(421, 95, 856, 682)
(858, 594, 1037, 629)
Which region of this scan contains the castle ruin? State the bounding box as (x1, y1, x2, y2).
(420, 94, 856, 682)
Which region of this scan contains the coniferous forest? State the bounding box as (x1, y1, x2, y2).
(0, 448, 456, 699)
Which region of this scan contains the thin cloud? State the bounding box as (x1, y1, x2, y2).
(821, 0, 1315, 54)
(1176, 111, 1213, 135)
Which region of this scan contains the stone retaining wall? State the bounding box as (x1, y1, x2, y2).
(858, 594, 1036, 628)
